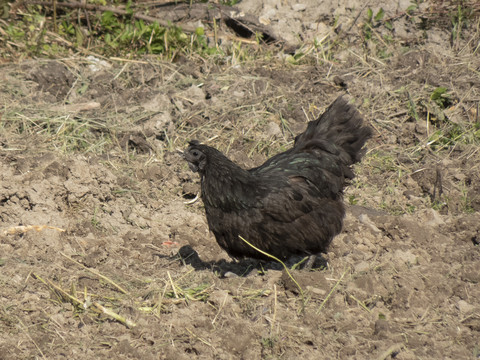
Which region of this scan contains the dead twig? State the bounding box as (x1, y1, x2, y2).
(32, 273, 136, 328)
(376, 343, 405, 360)
(60, 252, 129, 295)
(92, 302, 136, 328)
(16, 317, 48, 359)
(3, 225, 65, 236)
(317, 269, 347, 313)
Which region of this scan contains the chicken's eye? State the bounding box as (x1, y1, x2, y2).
(192, 150, 199, 157)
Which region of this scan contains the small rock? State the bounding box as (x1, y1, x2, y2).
(224, 271, 239, 278)
(266, 122, 281, 138)
(457, 300, 475, 314)
(306, 286, 326, 296)
(423, 208, 445, 227)
(358, 214, 381, 233)
(354, 261, 370, 272)
(394, 20, 411, 39)
(393, 249, 417, 265)
(333, 75, 347, 88)
(141, 93, 170, 112)
(265, 8, 276, 18)
(182, 183, 199, 197)
(209, 289, 232, 306)
(398, 0, 412, 8)
(310, 22, 330, 34)
(184, 84, 206, 104)
(461, 270, 480, 284)
(292, 4, 306, 12)
(233, 90, 245, 98)
(51, 102, 100, 113)
(259, 8, 276, 25)
(415, 122, 427, 135)
(374, 319, 390, 337)
(259, 16, 271, 25)
(87, 55, 111, 72)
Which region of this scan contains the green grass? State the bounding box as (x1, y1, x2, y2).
(0, 1, 269, 62)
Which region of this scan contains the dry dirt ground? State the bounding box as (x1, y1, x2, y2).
(1, 1, 480, 359)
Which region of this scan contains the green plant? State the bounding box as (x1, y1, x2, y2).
(91, 206, 101, 228)
(361, 7, 394, 58)
(407, 93, 420, 122)
(220, 0, 240, 5)
(0, 2, 222, 60)
(348, 194, 359, 205)
(460, 181, 475, 213)
(261, 336, 276, 349)
(363, 7, 388, 40)
(450, 4, 473, 48)
(406, 1, 418, 16)
(430, 86, 452, 109)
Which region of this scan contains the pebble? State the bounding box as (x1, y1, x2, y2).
(457, 300, 475, 314)
(292, 4, 306, 12)
(224, 271, 239, 278)
(354, 261, 370, 272)
(266, 122, 281, 138)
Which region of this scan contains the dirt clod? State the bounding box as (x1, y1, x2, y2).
(1, 0, 480, 358)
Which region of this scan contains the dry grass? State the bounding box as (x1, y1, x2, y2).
(1, 3, 479, 358)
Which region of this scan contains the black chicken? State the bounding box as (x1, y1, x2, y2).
(184, 96, 372, 264)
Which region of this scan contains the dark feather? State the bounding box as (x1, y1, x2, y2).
(184, 95, 372, 261)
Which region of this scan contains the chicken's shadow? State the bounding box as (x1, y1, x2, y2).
(176, 245, 327, 277)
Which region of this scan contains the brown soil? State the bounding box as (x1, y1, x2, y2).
(1, 1, 480, 359)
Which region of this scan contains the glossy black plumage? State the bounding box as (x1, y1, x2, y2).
(184, 96, 372, 261)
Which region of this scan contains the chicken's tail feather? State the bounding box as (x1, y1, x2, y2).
(294, 95, 372, 165)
